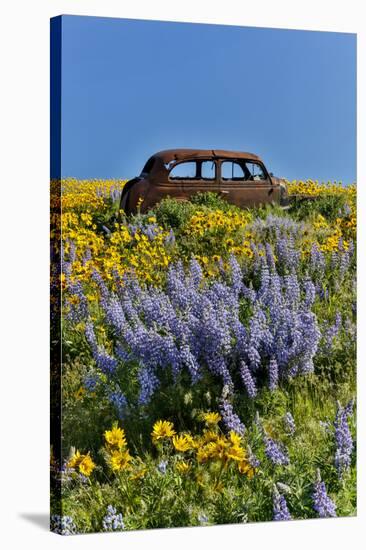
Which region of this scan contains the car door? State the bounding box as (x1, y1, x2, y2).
(168, 159, 219, 200)
(219, 159, 278, 207)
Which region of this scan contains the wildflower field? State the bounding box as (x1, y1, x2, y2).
(50, 178, 356, 534)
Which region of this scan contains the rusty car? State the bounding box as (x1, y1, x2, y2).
(120, 149, 289, 214)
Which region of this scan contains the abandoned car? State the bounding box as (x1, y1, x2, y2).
(120, 149, 289, 214)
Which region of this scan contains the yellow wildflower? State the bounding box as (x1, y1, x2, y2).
(104, 425, 127, 450)
(238, 460, 255, 478)
(151, 420, 176, 444)
(176, 461, 191, 474)
(172, 435, 192, 452)
(226, 444, 245, 462)
(109, 449, 132, 472)
(78, 453, 96, 476)
(200, 430, 220, 444)
(74, 387, 85, 400)
(67, 450, 95, 476)
(67, 450, 82, 470)
(228, 431, 242, 447)
(202, 411, 222, 426)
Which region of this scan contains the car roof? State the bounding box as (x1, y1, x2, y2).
(152, 149, 262, 163)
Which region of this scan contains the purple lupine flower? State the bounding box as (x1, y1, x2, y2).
(268, 357, 279, 391)
(239, 361, 257, 398)
(312, 470, 337, 518)
(265, 243, 276, 272)
(68, 240, 77, 263)
(322, 313, 342, 354)
(284, 272, 300, 308)
(275, 235, 300, 272)
(264, 435, 289, 466)
(50, 515, 77, 535)
(108, 389, 127, 419)
(82, 248, 92, 264)
(138, 366, 160, 406)
(84, 321, 117, 376)
(219, 398, 245, 435)
(189, 257, 203, 288)
(94, 348, 118, 376)
(284, 412, 296, 436)
(229, 255, 244, 295)
(78, 258, 322, 407)
(157, 460, 168, 474)
(344, 398, 355, 417)
(198, 513, 209, 525)
(85, 321, 97, 350)
(84, 373, 98, 392)
(65, 279, 89, 323)
(164, 228, 176, 246)
(334, 400, 354, 477)
(303, 276, 316, 309)
(273, 488, 292, 521)
(310, 243, 325, 277)
(180, 343, 201, 382)
(102, 505, 125, 532)
(247, 445, 261, 468)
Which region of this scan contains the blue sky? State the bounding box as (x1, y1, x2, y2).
(59, 15, 356, 182)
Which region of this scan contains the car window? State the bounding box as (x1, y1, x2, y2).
(169, 162, 197, 179)
(245, 162, 266, 181)
(221, 161, 245, 180)
(201, 161, 216, 180)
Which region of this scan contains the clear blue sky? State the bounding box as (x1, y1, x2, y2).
(59, 15, 356, 183)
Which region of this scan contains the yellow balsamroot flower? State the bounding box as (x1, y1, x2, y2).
(312, 214, 328, 230)
(238, 460, 255, 479)
(109, 449, 132, 472)
(176, 461, 191, 475)
(79, 453, 96, 477)
(226, 444, 246, 462)
(228, 431, 242, 448)
(202, 411, 222, 426)
(60, 178, 126, 212)
(199, 439, 227, 463)
(104, 425, 127, 450)
(200, 430, 220, 444)
(74, 387, 85, 400)
(67, 450, 83, 470)
(151, 420, 176, 444)
(67, 450, 96, 477)
(172, 434, 192, 453)
(182, 432, 199, 449)
(196, 446, 210, 464)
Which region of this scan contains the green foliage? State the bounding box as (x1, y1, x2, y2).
(152, 197, 197, 230)
(291, 193, 348, 222)
(190, 191, 237, 210)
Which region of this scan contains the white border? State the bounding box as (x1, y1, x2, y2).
(0, 1, 364, 549)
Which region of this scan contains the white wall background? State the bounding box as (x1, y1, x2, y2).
(0, 1, 364, 548)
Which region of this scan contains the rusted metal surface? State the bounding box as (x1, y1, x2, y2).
(120, 149, 289, 214)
